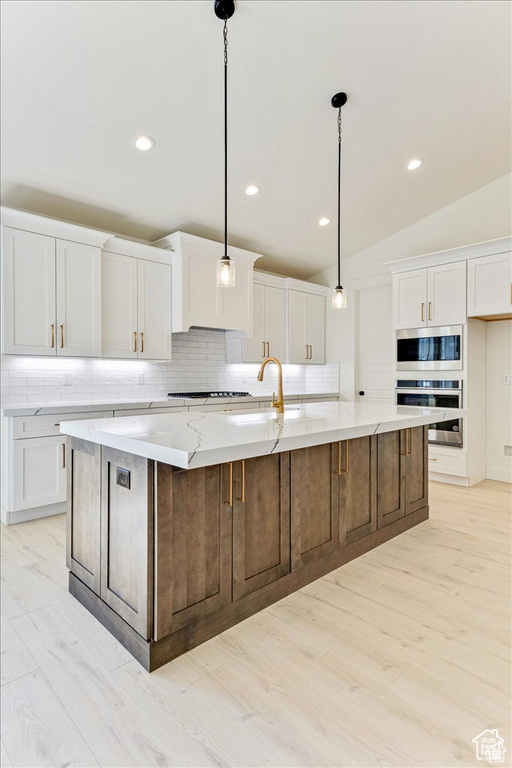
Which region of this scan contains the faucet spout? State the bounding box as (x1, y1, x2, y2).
(257, 356, 285, 414)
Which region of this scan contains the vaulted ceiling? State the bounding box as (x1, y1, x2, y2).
(1, 0, 510, 278)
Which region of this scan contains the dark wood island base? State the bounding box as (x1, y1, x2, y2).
(67, 426, 429, 671)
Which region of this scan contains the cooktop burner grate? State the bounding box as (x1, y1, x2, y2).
(167, 391, 253, 399)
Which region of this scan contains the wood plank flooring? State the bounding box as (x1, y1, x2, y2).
(1, 480, 510, 768)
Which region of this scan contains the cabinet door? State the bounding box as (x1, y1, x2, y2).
(265, 286, 286, 360)
(392, 270, 427, 330)
(427, 261, 466, 326)
(137, 259, 172, 360)
(241, 283, 266, 362)
(2, 227, 56, 355)
(376, 430, 406, 528)
(56, 240, 101, 357)
(467, 252, 512, 317)
(307, 293, 326, 364)
(287, 290, 308, 363)
(102, 252, 138, 358)
(67, 438, 101, 595)
(101, 448, 152, 639)
(153, 462, 232, 639)
(233, 454, 290, 600)
(12, 436, 67, 511)
(338, 436, 377, 545)
(404, 426, 428, 514)
(291, 443, 339, 568)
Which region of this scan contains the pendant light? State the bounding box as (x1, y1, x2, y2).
(215, 0, 236, 287)
(331, 92, 348, 309)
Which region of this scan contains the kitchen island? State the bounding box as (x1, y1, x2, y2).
(61, 401, 460, 671)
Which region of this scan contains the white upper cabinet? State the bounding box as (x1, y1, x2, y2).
(226, 274, 286, 363)
(102, 242, 173, 360)
(102, 252, 138, 359)
(2, 227, 56, 355)
(153, 232, 261, 334)
(393, 263, 466, 329)
(467, 252, 512, 318)
(392, 269, 428, 329)
(137, 259, 172, 360)
(427, 261, 467, 326)
(56, 241, 102, 357)
(286, 282, 327, 364)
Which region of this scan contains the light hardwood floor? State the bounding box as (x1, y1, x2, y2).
(1, 480, 510, 768)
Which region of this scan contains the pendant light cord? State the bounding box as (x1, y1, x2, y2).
(337, 107, 342, 288)
(223, 18, 229, 260)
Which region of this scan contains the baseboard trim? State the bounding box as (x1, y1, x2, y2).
(2, 502, 66, 526)
(70, 505, 429, 672)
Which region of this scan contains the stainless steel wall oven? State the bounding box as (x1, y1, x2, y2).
(395, 379, 463, 447)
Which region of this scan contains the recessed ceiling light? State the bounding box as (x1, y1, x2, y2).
(318, 217, 330, 226)
(245, 184, 260, 196)
(407, 158, 423, 170)
(134, 135, 155, 151)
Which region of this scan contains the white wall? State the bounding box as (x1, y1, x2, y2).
(311, 172, 512, 401)
(486, 320, 512, 483)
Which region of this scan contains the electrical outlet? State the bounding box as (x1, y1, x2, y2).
(137, 373, 144, 385)
(502, 373, 511, 385)
(116, 467, 131, 489)
(504, 446, 512, 457)
(63, 374, 72, 386)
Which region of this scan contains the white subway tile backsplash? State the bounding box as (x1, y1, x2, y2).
(1, 328, 339, 404)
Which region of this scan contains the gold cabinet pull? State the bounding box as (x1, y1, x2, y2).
(225, 462, 233, 506)
(262, 341, 266, 357)
(60, 324, 64, 348)
(62, 443, 66, 468)
(51, 324, 55, 348)
(266, 341, 270, 357)
(237, 459, 246, 502)
(421, 302, 425, 322)
(407, 428, 412, 454)
(305, 345, 309, 360)
(310, 344, 313, 360)
(400, 431, 407, 456)
(428, 457, 437, 462)
(54, 422, 61, 427)
(428, 301, 432, 321)
(140, 332, 144, 353)
(337, 441, 349, 474)
(134, 331, 137, 353)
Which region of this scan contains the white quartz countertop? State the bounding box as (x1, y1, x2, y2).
(1, 392, 334, 418)
(59, 401, 465, 470)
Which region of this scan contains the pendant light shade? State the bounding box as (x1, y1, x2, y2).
(331, 92, 348, 310)
(215, 0, 236, 287)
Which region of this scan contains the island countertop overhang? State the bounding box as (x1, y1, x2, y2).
(60, 401, 465, 470)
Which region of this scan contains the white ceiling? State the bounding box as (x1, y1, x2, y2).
(1, 0, 511, 279)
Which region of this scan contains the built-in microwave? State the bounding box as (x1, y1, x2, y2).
(396, 325, 463, 371)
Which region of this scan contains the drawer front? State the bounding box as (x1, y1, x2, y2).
(189, 402, 261, 412)
(114, 407, 189, 417)
(428, 449, 467, 477)
(13, 411, 114, 439)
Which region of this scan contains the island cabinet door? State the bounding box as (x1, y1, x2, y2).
(404, 426, 428, 514)
(100, 448, 153, 639)
(338, 436, 377, 546)
(290, 443, 339, 569)
(67, 438, 101, 596)
(153, 462, 232, 639)
(376, 430, 407, 529)
(232, 453, 291, 600)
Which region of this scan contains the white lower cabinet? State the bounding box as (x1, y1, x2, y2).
(12, 436, 67, 511)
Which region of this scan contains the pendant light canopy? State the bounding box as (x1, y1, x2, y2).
(215, 0, 236, 288)
(331, 92, 348, 309)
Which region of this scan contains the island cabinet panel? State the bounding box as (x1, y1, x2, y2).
(232, 454, 290, 600)
(67, 438, 101, 596)
(291, 443, 339, 569)
(405, 426, 428, 515)
(338, 436, 377, 545)
(153, 462, 232, 639)
(100, 448, 153, 639)
(376, 430, 407, 529)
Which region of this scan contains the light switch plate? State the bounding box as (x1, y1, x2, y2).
(137, 373, 144, 385)
(502, 373, 511, 385)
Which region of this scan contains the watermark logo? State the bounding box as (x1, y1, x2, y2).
(472, 730, 507, 763)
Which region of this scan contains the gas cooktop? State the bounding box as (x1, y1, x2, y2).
(167, 391, 253, 399)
